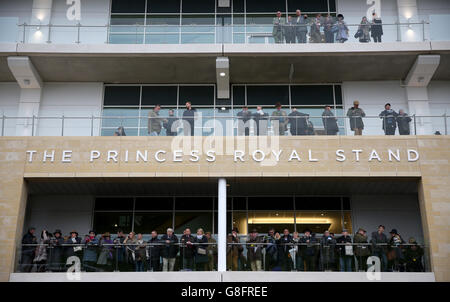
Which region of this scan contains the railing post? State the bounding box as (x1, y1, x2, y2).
(1, 115, 4, 136)
(31, 115, 35, 136)
(61, 115, 65, 136)
(76, 22, 81, 43)
(413, 114, 417, 135)
(22, 23, 26, 43)
(47, 24, 52, 43)
(396, 21, 401, 42)
(91, 115, 94, 136)
(422, 20, 426, 41)
(106, 23, 110, 44)
(444, 114, 448, 135)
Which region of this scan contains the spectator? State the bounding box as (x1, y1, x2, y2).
(195, 228, 209, 271)
(310, 14, 322, 43)
(322, 105, 339, 135)
(253, 106, 269, 136)
(356, 16, 371, 42)
(182, 101, 197, 136)
(292, 231, 304, 271)
(306, 119, 315, 135)
(336, 14, 349, 43)
(371, 225, 388, 271)
(336, 229, 353, 272)
(246, 229, 263, 271)
(161, 228, 178, 271)
(353, 228, 371, 272)
(205, 232, 217, 271)
(272, 11, 285, 44)
(148, 104, 167, 136)
(237, 106, 253, 136)
(404, 238, 424, 272)
(284, 16, 296, 44)
(293, 10, 308, 43)
(347, 100, 365, 135)
(21, 227, 36, 272)
(278, 228, 293, 271)
(180, 228, 196, 271)
(97, 232, 114, 272)
(271, 102, 288, 136)
(163, 109, 178, 136)
(113, 229, 127, 271)
(388, 229, 405, 271)
(114, 126, 126, 136)
(147, 230, 161, 272)
(227, 228, 243, 271)
(320, 230, 336, 271)
(379, 103, 398, 135)
(371, 12, 383, 43)
(49, 229, 65, 272)
(323, 14, 336, 43)
(300, 229, 318, 271)
(64, 230, 82, 267)
(33, 229, 50, 272)
(123, 231, 137, 271)
(397, 109, 412, 135)
(134, 233, 147, 272)
(288, 108, 309, 135)
(264, 228, 278, 271)
(81, 230, 98, 272)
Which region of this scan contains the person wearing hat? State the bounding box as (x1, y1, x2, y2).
(227, 227, 243, 271)
(320, 230, 336, 271)
(20, 227, 37, 272)
(97, 232, 114, 271)
(336, 14, 349, 43)
(182, 101, 197, 136)
(353, 228, 370, 271)
(300, 229, 318, 271)
(263, 228, 278, 271)
(336, 229, 353, 272)
(272, 11, 285, 44)
(346, 100, 366, 135)
(404, 237, 424, 272)
(271, 102, 288, 136)
(83, 230, 99, 272)
(379, 103, 398, 135)
(160, 228, 178, 271)
(205, 231, 217, 271)
(322, 105, 339, 135)
(371, 225, 388, 271)
(64, 230, 82, 263)
(48, 229, 65, 272)
(246, 229, 263, 271)
(388, 228, 405, 271)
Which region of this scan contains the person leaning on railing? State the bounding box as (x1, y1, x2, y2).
(397, 109, 412, 135)
(300, 229, 318, 271)
(347, 100, 366, 135)
(272, 11, 285, 44)
(97, 232, 114, 271)
(49, 229, 65, 272)
(180, 228, 196, 271)
(64, 230, 82, 268)
(147, 230, 161, 272)
(293, 10, 308, 43)
(123, 231, 138, 271)
(387, 229, 405, 272)
(227, 228, 243, 271)
(319, 230, 336, 271)
(160, 228, 178, 272)
(20, 227, 37, 272)
(404, 237, 424, 272)
(279, 228, 294, 271)
(371, 225, 389, 271)
(336, 229, 354, 272)
(322, 105, 339, 135)
(379, 103, 398, 135)
(246, 229, 263, 271)
(353, 228, 371, 272)
(83, 230, 99, 272)
(33, 229, 50, 272)
(194, 228, 209, 271)
(205, 232, 217, 271)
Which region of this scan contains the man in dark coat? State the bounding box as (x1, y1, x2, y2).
(322, 105, 339, 135)
(65, 230, 82, 266)
(379, 103, 398, 135)
(284, 16, 296, 43)
(320, 230, 336, 271)
(253, 106, 269, 136)
(278, 228, 293, 271)
(20, 227, 36, 272)
(371, 12, 383, 43)
(182, 101, 196, 136)
(49, 229, 65, 272)
(147, 230, 161, 271)
(371, 225, 388, 271)
(263, 228, 278, 271)
(397, 109, 412, 135)
(288, 108, 309, 135)
(113, 229, 126, 271)
(180, 228, 196, 271)
(346, 100, 365, 135)
(246, 229, 263, 271)
(293, 10, 308, 43)
(237, 106, 253, 136)
(160, 228, 179, 271)
(336, 229, 353, 272)
(163, 109, 178, 136)
(300, 229, 318, 271)
(404, 237, 424, 272)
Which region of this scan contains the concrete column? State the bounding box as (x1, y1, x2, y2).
(29, 0, 53, 43)
(396, 0, 421, 42)
(217, 178, 227, 272)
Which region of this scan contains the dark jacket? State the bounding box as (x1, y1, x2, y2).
(160, 234, 179, 259)
(21, 231, 37, 256)
(397, 113, 412, 135)
(278, 234, 293, 256)
(237, 110, 253, 123)
(180, 234, 196, 259)
(320, 235, 336, 264)
(64, 236, 82, 258)
(195, 235, 209, 264)
(49, 236, 65, 270)
(371, 231, 388, 253)
(163, 116, 178, 136)
(288, 111, 309, 135)
(247, 236, 263, 262)
(371, 18, 383, 37)
(347, 107, 365, 130)
(379, 109, 398, 130)
(147, 236, 161, 260)
(353, 233, 371, 257)
(182, 108, 196, 123)
(322, 109, 339, 134)
(336, 235, 353, 257)
(300, 235, 318, 257)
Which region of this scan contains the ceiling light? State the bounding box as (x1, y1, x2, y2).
(219, 72, 226, 77)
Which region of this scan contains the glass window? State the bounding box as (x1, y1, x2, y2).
(95, 197, 134, 211)
(147, 0, 181, 13)
(101, 108, 139, 128)
(182, 0, 215, 13)
(175, 212, 213, 233)
(295, 197, 342, 210)
(176, 197, 214, 211)
(93, 212, 133, 234)
(287, 0, 330, 13)
(248, 211, 294, 234)
(248, 197, 293, 210)
(141, 86, 178, 106)
(104, 86, 140, 106)
(246, 0, 286, 13)
(135, 197, 174, 211)
(233, 197, 247, 210)
(334, 85, 342, 105)
(290, 85, 335, 106)
(296, 211, 342, 234)
(133, 212, 173, 234)
(232, 211, 247, 234)
(232, 86, 245, 106)
(179, 86, 215, 106)
(246, 85, 289, 106)
(111, 0, 146, 13)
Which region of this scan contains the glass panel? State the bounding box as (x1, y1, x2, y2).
(101, 127, 138, 136)
(134, 197, 174, 210)
(93, 212, 133, 234)
(174, 212, 213, 233)
(133, 212, 173, 234)
(334, 85, 343, 105)
(296, 211, 342, 234)
(291, 85, 335, 106)
(343, 211, 353, 234)
(109, 33, 144, 44)
(146, 15, 180, 31)
(181, 33, 215, 43)
(179, 86, 215, 106)
(232, 86, 245, 106)
(95, 197, 134, 211)
(176, 197, 214, 211)
(232, 212, 247, 235)
(147, 0, 181, 13)
(233, 0, 245, 13)
(248, 211, 294, 234)
(182, 0, 215, 13)
(295, 197, 342, 210)
(287, 0, 330, 13)
(111, 0, 146, 13)
(102, 108, 139, 128)
(104, 86, 140, 106)
(141, 86, 178, 106)
(233, 197, 247, 210)
(139, 108, 173, 136)
(110, 15, 145, 33)
(246, 85, 289, 106)
(145, 34, 179, 44)
(248, 197, 293, 210)
(246, 0, 286, 13)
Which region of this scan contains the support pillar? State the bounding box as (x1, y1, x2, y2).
(217, 178, 227, 272)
